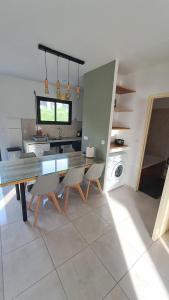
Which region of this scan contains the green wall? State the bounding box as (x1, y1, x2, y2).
(82, 60, 117, 160)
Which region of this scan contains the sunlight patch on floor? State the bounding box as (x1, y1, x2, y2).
(105, 191, 169, 299)
(0, 187, 15, 210)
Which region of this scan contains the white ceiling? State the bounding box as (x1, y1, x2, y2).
(1, 0, 169, 84)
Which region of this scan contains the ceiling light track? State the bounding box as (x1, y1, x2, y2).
(38, 44, 85, 65)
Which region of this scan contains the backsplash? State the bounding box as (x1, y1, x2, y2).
(21, 118, 82, 140)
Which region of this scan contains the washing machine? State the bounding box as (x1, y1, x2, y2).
(105, 152, 126, 191)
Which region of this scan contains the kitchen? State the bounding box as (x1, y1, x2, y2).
(0, 78, 83, 160)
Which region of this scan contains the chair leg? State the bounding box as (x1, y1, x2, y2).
(76, 184, 86, 202)
(85, 181, 91, 201)
(28, 194, 34, 210)
(33, 196, 42, 226)
(96, 179, 102, 193)
(64, 187, 69, 212)
(49, 192, 62, 213)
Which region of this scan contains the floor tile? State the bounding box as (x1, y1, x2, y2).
(3, 238, 54, 300)
(15, 271, 67, 300)
(44, 223, 87, 267)
(91, 230, 140, 281)
(58, 247, 115, 300)
(104, 285, 129, 300)
(29, 206, 69, 234)
(73, 212, 111, 243)
(119, 243, 169, 300)
(65, 196, 91, 221)
(0, 187, 23, 226)
(116, 217, 153, 256)
(87, 192, 107, 208)
(1, 220, 40, 254)
(0, 242, 4, 300)
(0, 185, 165, 300)
(144, 232, 169, 282)
(93, 203, 128, 227)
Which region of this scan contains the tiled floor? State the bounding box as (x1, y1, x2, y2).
(0, 185, 169, 299)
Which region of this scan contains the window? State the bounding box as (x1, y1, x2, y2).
(36, 96, 72, 125)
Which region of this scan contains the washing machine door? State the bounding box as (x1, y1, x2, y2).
(111, 161, 124, 179)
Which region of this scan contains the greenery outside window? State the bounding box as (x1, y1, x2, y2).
(36, 96, 72, 125)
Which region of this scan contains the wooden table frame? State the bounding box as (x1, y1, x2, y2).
(3, 176, 38, 222)
(1, 168, 91, 222)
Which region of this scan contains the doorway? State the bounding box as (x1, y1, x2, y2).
(139, 97, 169, 199)
(136, 94, 169, 240)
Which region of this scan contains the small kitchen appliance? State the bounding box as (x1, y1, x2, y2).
(86, 146, 95, 158)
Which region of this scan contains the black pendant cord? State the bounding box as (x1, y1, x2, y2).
(68, 60, 70, 84)
(78, 64, 80, 86)
(57, 56, 59, 81)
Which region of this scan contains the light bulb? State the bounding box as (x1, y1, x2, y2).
(44, 79, 49, 94)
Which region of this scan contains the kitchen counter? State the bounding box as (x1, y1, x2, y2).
(24, 137, 81, 145)
(23, 137, 82, 156)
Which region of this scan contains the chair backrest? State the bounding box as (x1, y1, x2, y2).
(63, 166, 85, 186)
(85, 163, 105, 180)
(20, 152, 36, 159)
(62, 145, 74, 153)
(31, 173, 59, 195)
(43, 149, 57, 156)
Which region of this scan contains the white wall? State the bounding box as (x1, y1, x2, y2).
(0, 74, 83, 159)
(119, 62, 169, 189)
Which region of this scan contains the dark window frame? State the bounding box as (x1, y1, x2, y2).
(36, 96, 72, 125)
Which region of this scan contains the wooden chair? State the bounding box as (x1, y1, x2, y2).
(61, 167, 86, 212)
(84, 163, 105, 200)
(43, 149, 57, 156)
(28, 173, 62, 226)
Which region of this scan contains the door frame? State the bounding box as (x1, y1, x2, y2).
(135, 93, 169, 240)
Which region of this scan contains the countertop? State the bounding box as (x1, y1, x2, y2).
(24, 137, 82, 145)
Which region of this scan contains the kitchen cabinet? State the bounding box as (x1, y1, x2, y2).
(25, 143, 50, 157)
(24, 137, 82, 156)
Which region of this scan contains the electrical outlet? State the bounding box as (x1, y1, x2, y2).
(101, 140, 105, 145)
(84, 136, 88, 140)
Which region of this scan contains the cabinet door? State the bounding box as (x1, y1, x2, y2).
(27, 143, 50, 156)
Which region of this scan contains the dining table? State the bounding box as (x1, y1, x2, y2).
(0, 151, 99, 222)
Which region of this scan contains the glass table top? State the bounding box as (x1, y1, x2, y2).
(0, 152, 97, 186)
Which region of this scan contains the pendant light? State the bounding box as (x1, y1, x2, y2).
(66, 60, 71, 100)
(76, 64, 80, 99)
(56, 56, 61, 98)
(44, 50, 49, 95)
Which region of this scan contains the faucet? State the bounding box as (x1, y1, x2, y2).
(57, 127, 62, 139)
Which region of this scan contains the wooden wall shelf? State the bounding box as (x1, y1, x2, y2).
(116, 85, 135, 94)
(112, 127, 130, 131)
(114, 107, 133, 112)
(110, 143, 129, 153)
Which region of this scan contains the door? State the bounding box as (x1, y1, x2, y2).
(136, 94, 169, 240)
